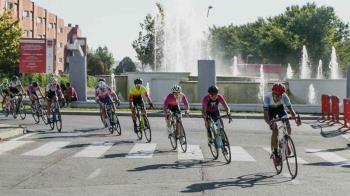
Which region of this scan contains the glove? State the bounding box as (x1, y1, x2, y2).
(227, 113, 233, 123)
(115, 99, 121, 106)
(185, 110, 190, 117)
(269, 121, 275, 130)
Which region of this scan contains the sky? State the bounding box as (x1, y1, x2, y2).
(32, 0, 350, 62)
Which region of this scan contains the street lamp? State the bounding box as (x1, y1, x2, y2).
(207, 6, 213, 18)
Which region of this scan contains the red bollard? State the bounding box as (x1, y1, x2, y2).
(340, 99, 350, 131)
(319, 95, 331, 122)
(328, 96, 341, 125)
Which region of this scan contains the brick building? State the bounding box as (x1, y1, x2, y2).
(0, 0, 84, 74)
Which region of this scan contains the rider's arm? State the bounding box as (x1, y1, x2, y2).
(263, 109, 270, 125)
(128, 90, 134, 108)
(163, 95, 169, 114)
(201, 96, 208, 118)
(181, 93, 190, 111)
(38, 87, 45, 99)
(144, 91, 152, 104)
(283, 94, 296, 117)
(218, 95, 230, 114)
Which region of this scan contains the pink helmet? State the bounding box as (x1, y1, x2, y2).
(272, 83, 286, 95)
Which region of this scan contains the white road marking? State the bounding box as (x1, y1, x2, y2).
(126, 143, 157, 158)
(22, 141, 71, 156)
(305, 148, 348, 163)
(263, 147, 308, 164)
(73, 142, 114, 158)
(0, 141, 33, 155)
(230, 146, 256, 162)
(11, 133, 36, 141)
(88, 168, 102, 179)
(178, 145, 204, 160)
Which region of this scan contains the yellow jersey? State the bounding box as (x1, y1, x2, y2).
(128, 85, 148, 100)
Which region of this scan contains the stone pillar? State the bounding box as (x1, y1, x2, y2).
(347, 65, 350, 98)
(69, 56, 87, 101)
(198, 60, 216, 102)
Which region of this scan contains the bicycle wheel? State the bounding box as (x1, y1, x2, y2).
(107, 111, 115, 134)
(19, 102, 26, 120)
(55, 113, 62, 132)
(169, 123, 177, 150)
(143, 115, 152, 143)
(114, 114, 122, 136)
(41, 109, 48, 124)
(209, 128, 219, 160)
(285, 135, 298, 179)
(273, 147, 283, 175)
(136, 117, 142, 140)
(32, 112, 40, 124)
(177, 122, 187, 153)
(221, 129, 231, 164)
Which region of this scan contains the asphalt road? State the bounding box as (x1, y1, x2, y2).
(0, 114, 349, 196)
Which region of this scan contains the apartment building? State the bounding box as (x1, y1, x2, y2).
(0, 0, 84, 74)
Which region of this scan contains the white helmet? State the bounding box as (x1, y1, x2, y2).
(171, 84, 182, 93)
(98, 81, 106, 88)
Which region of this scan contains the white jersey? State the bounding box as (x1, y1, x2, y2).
(46, 83, 60, 92)
(9, 80, 22, 88)
(263, 93, 291, 109)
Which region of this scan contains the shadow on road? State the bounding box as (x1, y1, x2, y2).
(127, 160, 225, 172)
(181, 172, 291, 192)
(304, 161, 349, 167)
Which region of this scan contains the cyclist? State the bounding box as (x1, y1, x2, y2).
(128, 78, 154, 133)
(163, 84, 190, 137)
(263, 83, 300, 163)
(45, 76, 64, 122)
(0, 78, 9, 114)
(27, 81, 45, 107)
(8, 76, 26, 117)
(95, 80, 120, 127)
(202, 85, 232, 145)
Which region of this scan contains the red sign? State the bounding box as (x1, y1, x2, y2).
(19, 38, 46, 73)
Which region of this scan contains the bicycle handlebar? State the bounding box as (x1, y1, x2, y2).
(270, 114, 302, 125)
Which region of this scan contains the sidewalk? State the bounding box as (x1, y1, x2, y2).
(0, 123, 26, 140)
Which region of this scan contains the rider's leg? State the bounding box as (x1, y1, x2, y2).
(271, 123, 278, 155)
(286, 120, 292, 135)
(131, 106, 137, 132)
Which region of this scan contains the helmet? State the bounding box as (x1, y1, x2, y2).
(171, 84, 182, 93)
(98, 81, 106, 88)
(32, 81, 39, 87)
(2, 78, 8, 86)
(208, 85, 219, 94)
(98, 78, 106, 82)
(134, 78, 143, 85)
(48, 76, 57, 84)
(272, 83, 286, 95)
(11, 76, 18, 81)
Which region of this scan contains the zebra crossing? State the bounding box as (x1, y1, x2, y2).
(0, 139, 349, 167)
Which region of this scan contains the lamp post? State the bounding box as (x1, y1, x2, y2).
(245, 54, 253, 74)
(207, 6, 213, 18)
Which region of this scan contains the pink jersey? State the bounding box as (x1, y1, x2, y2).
(202, 94, 226, 113)
(163, 93, 189, 111)
(96, 86, 112, 99)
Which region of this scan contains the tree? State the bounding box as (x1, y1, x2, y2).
(132, 3, 165, 71)
(114, 57, 136, 75)
(0, 11, 22, 75)
(87, 46, 115, 75)
(210, 3, 350, 75)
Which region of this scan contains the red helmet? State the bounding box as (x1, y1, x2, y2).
(272, 83, 286, 95)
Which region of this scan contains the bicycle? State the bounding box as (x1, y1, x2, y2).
(31, 97, 47, 124)
(135, 105, 152, 142)
(47, 100, 62, 132)
(168, 110, 188, 152)
(9, 93, 26, 120)
(101, 102, 121, 135)
(207, 114, 232, 163)
(269, 115, 301, 179)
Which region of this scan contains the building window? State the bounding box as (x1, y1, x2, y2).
(59, 27, 64, 33)
(23, 30, 33, 38)
(36, 17, 43, 24)
(59, 58, 63, 63)
(49, 23, 54, 29)
(23, 10, 30, 17)
(59, 42, 63, 48)
(6, 2, 14, 10)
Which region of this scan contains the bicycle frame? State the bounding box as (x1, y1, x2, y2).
(208, 117, 224, 147)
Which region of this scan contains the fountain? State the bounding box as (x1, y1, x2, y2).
(258, 65, 265, 100)
(317, 60, 323, 79)
(111, 73, 116, 91)
(232, 56, 239, 77)
(308, 84, 316, 104)
(300, 45, 311, 79)
(286, 63, 293, 79)
(161, 0, 209, 74)
(329, 46, 340, 79)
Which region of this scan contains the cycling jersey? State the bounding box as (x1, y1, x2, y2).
(27, 85, 38, 95)
(46, 83, 62, 99)
(202, 94, 227, 113)
(96, 85, 113, 99)
(9, 80, 22, 89)
(163, 93, 189, 113)
(263, 93, 291, 109)
(128, 85, 148, 100)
